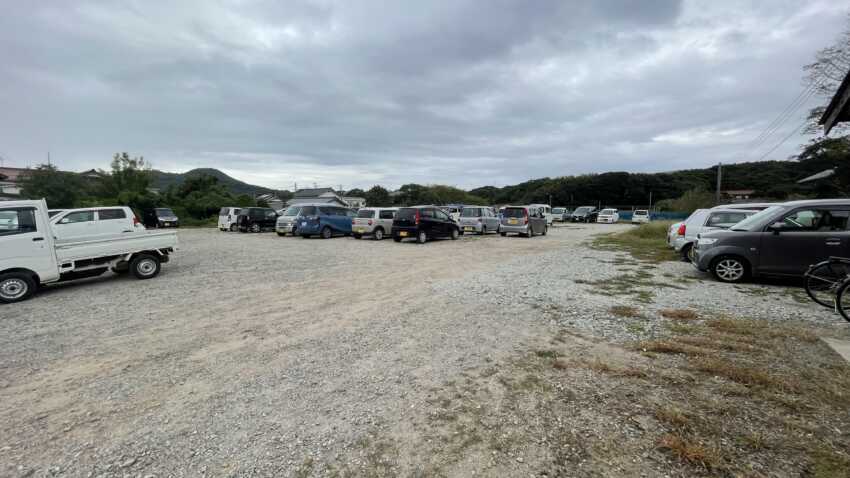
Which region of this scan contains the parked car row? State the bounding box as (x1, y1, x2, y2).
(671, 199, 850, 284)
(218, 203, 560, 244)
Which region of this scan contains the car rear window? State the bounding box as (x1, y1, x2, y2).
(634, 210, 648, 215)
(706, 212, 752, 228)
(503, 208, 526, 218)
(357, 209, 376, 218)
(461, 208, 480, 217)
(300, 206, 317, 216)
(98, 209, 126, 220)
(379, 210, 395, 219)
(396, 208, 417, 220)
(219, 207, 229, 215)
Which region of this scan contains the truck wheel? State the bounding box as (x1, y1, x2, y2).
(131, 254, 161, 280)
(373, 228, 384, 241)
(0, 272, 36, 304)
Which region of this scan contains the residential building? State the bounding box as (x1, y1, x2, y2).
(0, 167, 28, 200)
(286, 188, 350, 207)
(342, 196, 366, 209)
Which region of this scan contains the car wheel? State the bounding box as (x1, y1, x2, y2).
(373, 228, 384, 240)
(711, 256, 748, 283)
(277, 232, 285, 237)
(301, 234, 310, 238)
(0, 272, 36, 304)
(500, 232, 507, 237)
(250, 223, 260, 233)
(686, 245, 696, 263)
(417, 231, 427, 244)
(321, 226, 332, 239)
(393, 236, 402, 242)
(526, 228, 534, 238)
(131, 254, 161, 280)
(542, 226, 548, 236)
(479, 226, 486, 236)
(451, 228, 459, 240)
(230, 224, 238, 232)
(353, 234, 362, 239)
(681, 244, 694, 262)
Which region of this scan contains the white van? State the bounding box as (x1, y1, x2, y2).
(50, 207, 145, 242)
(218, 207, 242, 231)
(528, 204, 553, 226)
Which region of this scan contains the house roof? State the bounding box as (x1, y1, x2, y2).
(0, 167, 29, 182)
(820, 68, 850, 135)
(294, 188, 335, 198)
(287, 197, 348, 206)
(722, 189, 756, 195)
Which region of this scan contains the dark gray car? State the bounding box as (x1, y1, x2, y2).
(693, 199, 850, 283)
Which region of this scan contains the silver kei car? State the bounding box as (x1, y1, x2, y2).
(500, 205, 548, 237)
(352, 207, 398, 240)
(275, 205, 302, 236)
(458, 205, 501, 235)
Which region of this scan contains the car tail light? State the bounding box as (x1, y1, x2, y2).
(368, 219, 373, 226)
(677, 223, 686, 236)
(133, 215, 141, 226)
(352, 218, 355, 225)
(523, 210, 529, 225)
(415, 210, 421, 225)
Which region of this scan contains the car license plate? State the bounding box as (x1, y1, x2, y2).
(163, 222, 171, 227)
(355, 227, 364, 233)
(464, 227, 474, 232)
(399, 231, 408, 237)
(509, 219, 517, 225)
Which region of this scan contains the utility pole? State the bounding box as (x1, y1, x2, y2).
(715, 162, 722, 205)
(548, 194, 552, 207)
(47, 151, 51, 167)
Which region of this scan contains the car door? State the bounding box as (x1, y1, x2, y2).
(97, 209, 131, 237)
(378, 209, 395, 231)
(420, 208, 437, 236)
(435, 208, 453, 236)
(758, 207, 850, 276)
(342, 209, 356, 233)
(0, 206, 57, 281)
(52, 210, 96, 241)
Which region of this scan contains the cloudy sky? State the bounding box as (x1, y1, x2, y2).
(1, 1, 847, 191)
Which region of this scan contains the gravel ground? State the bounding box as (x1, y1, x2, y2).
(0, 225, 847, 477)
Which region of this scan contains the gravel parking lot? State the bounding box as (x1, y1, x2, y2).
(2, 225, 848, 477)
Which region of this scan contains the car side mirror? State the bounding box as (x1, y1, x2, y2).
(768, 221, 785, 233)
(59, 218, 69, 224)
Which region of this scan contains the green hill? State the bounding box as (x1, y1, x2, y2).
(152, 168, 281, 196)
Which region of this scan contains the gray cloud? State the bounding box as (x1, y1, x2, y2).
(0, 0, 847, 190)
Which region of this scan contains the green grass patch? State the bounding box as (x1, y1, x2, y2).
(592, 220, 678, 263)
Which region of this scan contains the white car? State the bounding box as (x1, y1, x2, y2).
(528, 204, 553, 225)
(674, 208, 759, 261)
(596, 208, 619, 223)
(632, 209, 650, 224)
(50, 207, 146, 242)
(275, 205, 303, 236)
(0, 200, 177, 303)
(667, 221, 684, 247)
(218, 206, 242, 231)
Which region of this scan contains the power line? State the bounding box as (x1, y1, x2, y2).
(752, 117, 809, 163)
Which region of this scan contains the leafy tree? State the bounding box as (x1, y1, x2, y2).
(654, 189, 715, 213)
(19, 164, 87, 208)
(344, 188, 366, 197)
(803, 14, 850, 135)
(364, 185, 391, 206)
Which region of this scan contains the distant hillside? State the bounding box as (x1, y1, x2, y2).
(152, 168, 280, 196)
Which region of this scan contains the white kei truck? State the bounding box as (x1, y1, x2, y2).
(0, 200, 178, 303)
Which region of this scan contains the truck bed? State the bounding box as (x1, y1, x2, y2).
(55, 230, 179, 263)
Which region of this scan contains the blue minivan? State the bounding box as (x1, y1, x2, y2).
(297, 204, 357, 239)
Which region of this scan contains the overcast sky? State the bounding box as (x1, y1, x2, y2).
(1, 1, 847, 191)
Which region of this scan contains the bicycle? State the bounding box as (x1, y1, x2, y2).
(804, 257, 850, 322)
(804, 257, 850, 308)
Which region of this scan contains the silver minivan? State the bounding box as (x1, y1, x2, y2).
(275, 205, 302, 236)
(500, 205, 548, 237)
(218, 207, 242, 231)
(352, 207, 398, 240)
(458, 205, 500, 235)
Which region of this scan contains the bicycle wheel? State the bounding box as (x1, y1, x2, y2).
(833, 277, 850, 323)
(804, 261, 850, 309)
